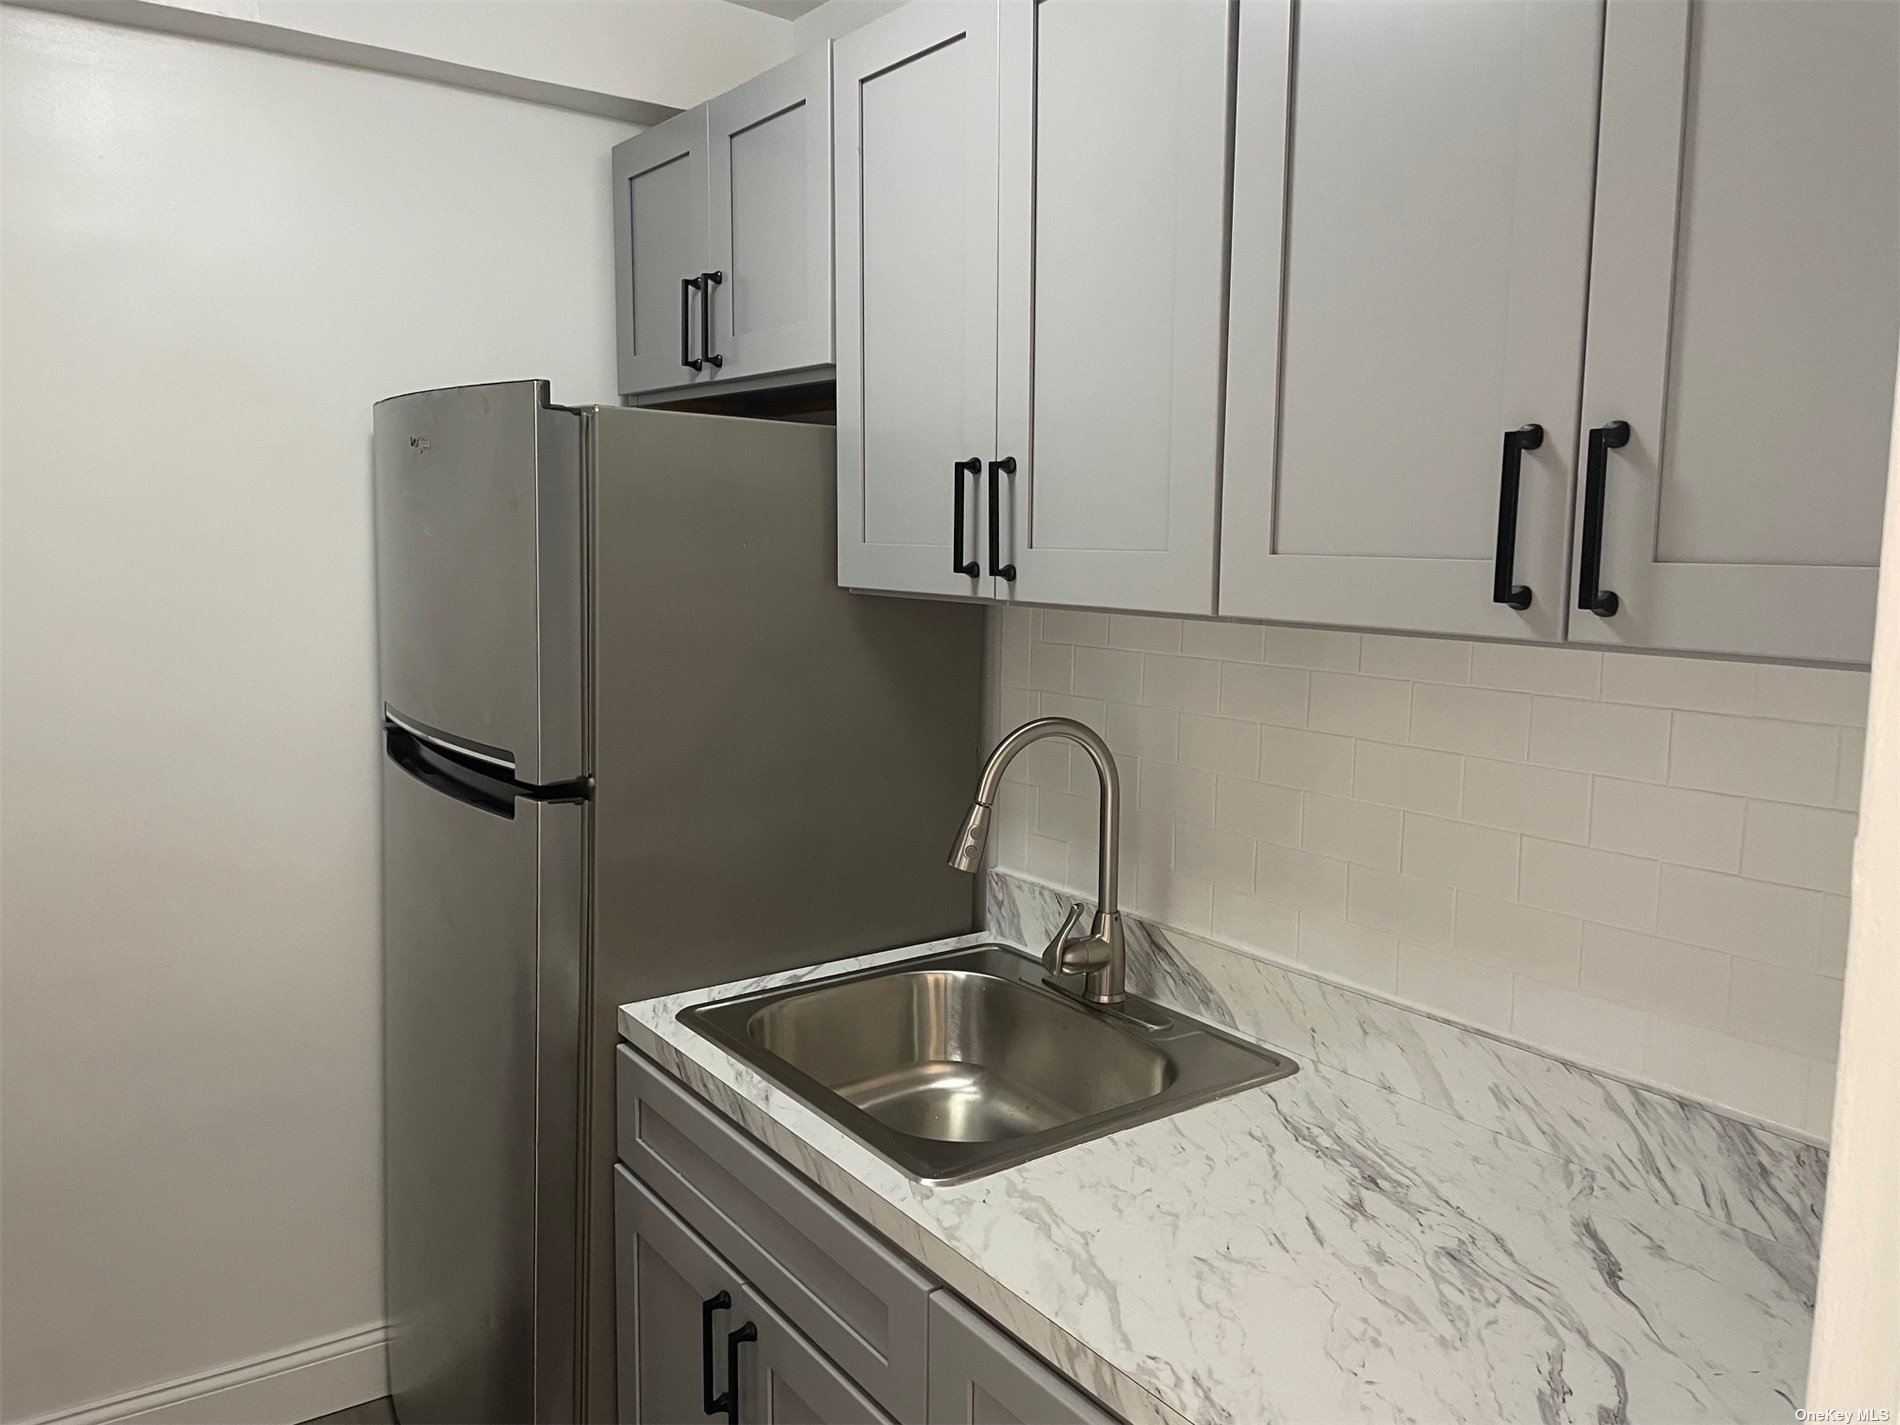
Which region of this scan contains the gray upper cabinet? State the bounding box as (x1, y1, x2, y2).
(835, 1, 1003, 598)
(614, 107, 713, 398)
(615, 50, 834, 400)
(1219, 0, 1603, 642)
(925, 1295, 1121, 1425)
(992, 0, 1231, 615)
(1569, 0, 1898, 665)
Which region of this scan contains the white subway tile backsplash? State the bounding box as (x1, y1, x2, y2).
(1753, 664, 1871, 726)
(1469, 642, 1601, 697)
(1218, 662, 1309, 727)
(1137, 760, 1215, 824)
(1396, 942, 1514, 1032)
(1173, 820, 1255, 892)
(1347, 865, 1456, 947)
(1453, 891, 1582, 984)
(1352, 741, 1462, 816)
(985, 617, 1857, 1138)
(1742, 801, 1857, 895)
(1804, 1058, 1838, 1140)
(1259, 626, 1360, 670)
(1259, 726, 1356, 796)
(1409, 683, 1531, 760)
(1028, 640, 1072, 694)
(1105, 702, 1178, 763)
(1461, 757, 1591, 843)
(1215, 775, 1304, 846)
(1836, 727, 1865, 811)
(1529, 696, 1670, 781)
(1360, 633, 1471, 684)
(1519, 838, 1659, 932)
(1038, 608, 1109, 647)
(1181, 619, 1266, 662)
(1580, 923, 1730, 1027)
(1141, 652, 1221, 714)
(1512, 979, 1650, 1073)
(1657, 866, 1848, 971)
(1644, 1021, 1808, 1130)
(1598, 653, 1755, 714)
(1211, 885, 1299, 958)
(1178, 713, 1262, 779)
(1072, 644, 1143, 703)
(1728, 959, 1844, 1059)
(1402, 814, 1519, 900)
(1669, 712, 1839, 805)
(1255, 842, 1350, 918)
(1307, 672, 1411, 741)
(1300, 792, 1402, 871)
(1296, 912, 1400, 991)
(1589, 778, 1745, 873)
(1108, 613, 1182, 653)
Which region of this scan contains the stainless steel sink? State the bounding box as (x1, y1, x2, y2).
(679, 944, 1298, 1183)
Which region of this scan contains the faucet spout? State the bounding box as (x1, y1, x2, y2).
(948, 717, 1125, 1004)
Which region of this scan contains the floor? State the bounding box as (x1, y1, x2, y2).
(299, 1399, 396, 1425)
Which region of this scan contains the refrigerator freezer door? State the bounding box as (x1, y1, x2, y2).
(374, 380, 585, 785)
(382, 733, 583, 1425)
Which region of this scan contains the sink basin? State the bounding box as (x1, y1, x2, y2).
(679, 944, 1298, 1183)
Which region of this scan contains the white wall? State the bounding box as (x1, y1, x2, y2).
(0, 8, 634, 1421)
(790, 0, 901, 52)
(988, 611, 1866, 1139)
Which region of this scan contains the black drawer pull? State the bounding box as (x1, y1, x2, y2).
(988, 457, 1018, 580)
(1578, 420, 1630, 617)
(721, 1321, 757, 1424)
(681, 277, 704, 372)
(1492, 424, 1543, 610)
(953, 457, 981, 577)
(700, 1290, 731, 1416)
(699, 270, 724, 370)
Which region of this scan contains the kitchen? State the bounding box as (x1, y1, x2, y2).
(1, 2, 1895, 1424)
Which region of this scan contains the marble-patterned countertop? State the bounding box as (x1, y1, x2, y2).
(619, 931, 1816, 1425)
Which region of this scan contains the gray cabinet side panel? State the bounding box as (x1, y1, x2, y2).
(926, 1295, 1122, 1425)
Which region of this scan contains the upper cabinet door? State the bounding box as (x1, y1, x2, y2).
(1219, 0, 1602, 640)
(992, 0, 1232, 615)
(706, 47, 834, 384)
(1569, 0, 1899, 666)
(836, 2, 1002, 597)
(613, 108, 713, 398)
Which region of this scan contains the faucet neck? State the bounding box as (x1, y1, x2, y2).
(971, 717, 1120, 917)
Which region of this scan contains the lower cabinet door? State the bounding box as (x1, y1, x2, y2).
(926, 1296, 1120, 1425)
(617, 1166, 896, 1425)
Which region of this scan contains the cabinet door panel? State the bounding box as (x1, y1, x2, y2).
(925, 1295, 1119, 1425)
(1571, 0, 1897, 664)
(735, 1286, 895, 1425)
(836, 2, 1001, 597)
(614, 108, 712, 397)
(615, 1167, 742, 1425)
(709, 47, 834, 382)
(995, 0, 1230, 614)
(1220, 0, 1601, 639)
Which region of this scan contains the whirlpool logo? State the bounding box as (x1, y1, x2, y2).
(409, 436, 431, 453)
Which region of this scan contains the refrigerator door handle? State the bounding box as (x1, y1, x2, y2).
(385, 705, 516, 774)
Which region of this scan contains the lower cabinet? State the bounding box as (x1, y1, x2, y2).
(614, 1046, 1120, 1425)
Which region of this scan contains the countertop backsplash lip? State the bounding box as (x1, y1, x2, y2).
(986, 867, 1828, 1258)
(619, 921, 1818, 1425)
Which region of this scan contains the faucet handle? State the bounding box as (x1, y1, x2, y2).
(1041, 901, 1089, 977)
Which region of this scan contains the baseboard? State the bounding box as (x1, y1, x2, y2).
(16, 1324, 389, 1425)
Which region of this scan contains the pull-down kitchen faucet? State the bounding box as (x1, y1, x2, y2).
(947, 717, 1126, 1005)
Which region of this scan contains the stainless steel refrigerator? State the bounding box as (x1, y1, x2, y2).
(374, 380, 982, 1425)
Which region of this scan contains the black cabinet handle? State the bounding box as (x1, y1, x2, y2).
(987, 457, 1017, 580)
(1492, 424, 1543, 610)
(699, 271, 724, 370)
(720, 1321, 757, 1424)
(1578, 420, 1630, 617)
(681, 277, 704, 372)
(700, 1291, 731, 1416)
(953, 457, 981, 577)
